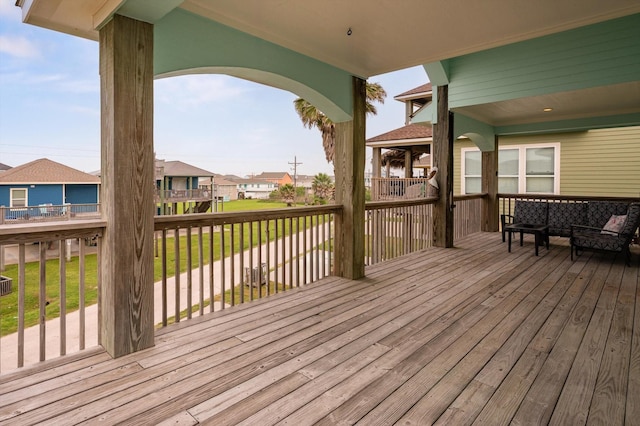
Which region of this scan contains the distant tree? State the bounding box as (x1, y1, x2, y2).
(294, 82, 387, 164)
(279, 184, 296, 206)
(312, 173, 334, 202)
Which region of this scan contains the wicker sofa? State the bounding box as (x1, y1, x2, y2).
(501, 200, 640, 264)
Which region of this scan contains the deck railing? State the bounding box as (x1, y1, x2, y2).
(370, 177, 430, 200)
(155, 189, 212, 202)
(364, 194, 485, 266)
(0, 220, 105, 373)
(152, 205, 339, 327)
(0, 203, 101, 224)
(0, 196, 489, 372)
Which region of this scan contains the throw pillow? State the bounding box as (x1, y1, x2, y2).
(601, 214, 627, 235)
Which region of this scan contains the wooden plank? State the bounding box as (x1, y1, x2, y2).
(99, 14, 154, 357)
(433, 85, 453, 247)
(626, 262, 640, 426)
(481, 137, 499, 232)
(511, 257, 613, 425)
(333, 76, 366, 279)
(586, 261, 636, 425)
(548, 259, 624, 424)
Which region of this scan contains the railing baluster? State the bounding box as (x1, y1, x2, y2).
(18, 244, 25, 368)
(209, 225, 214, 313)
(161, 229, 167, 326)
(59, 240, 66, 356)
(39, 242, 46, 362)
(186, 227, 192, 320)
(239, 222, 244, 305)
(220, 224, 226, 311)
(79, 240, 85, 350)
(230, 223, 235, 307)
(174, 229, 180, 323)
(198, 226, 204, 316)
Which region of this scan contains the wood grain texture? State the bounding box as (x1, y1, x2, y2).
(99, 14, 154, 357)
(433, 85, 454, 247)
(481, 136, 499, 232)
(1, 234, 637, 425)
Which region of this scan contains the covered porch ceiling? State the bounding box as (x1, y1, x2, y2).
(17, 0, 640, 130)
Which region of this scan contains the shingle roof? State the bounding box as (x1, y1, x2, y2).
(0, 163, 12, 171)
(162, 161, 215, 177)
(367, 123, 432, 143)
(254, 172, 291, 180)
(394, 83, 433, 100)
(0, 158, 100, 184)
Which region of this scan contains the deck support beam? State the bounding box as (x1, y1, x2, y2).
(334, 76, 366, 279)
(99, 15, 155, 357)
(404, 148, 413, 178)
(482, 136, 499, 231)
(433, 85, 454, 247)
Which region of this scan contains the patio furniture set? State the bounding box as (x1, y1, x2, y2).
(501, 199, 640, 264)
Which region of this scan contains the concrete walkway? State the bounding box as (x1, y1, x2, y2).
(0, 225, 331, 374)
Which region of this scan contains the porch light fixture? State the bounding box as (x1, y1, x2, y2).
(543, 107, 553, 112)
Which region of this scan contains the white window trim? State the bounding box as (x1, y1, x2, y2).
(10, 188, 28, 207)
(461, 143, 560, 195)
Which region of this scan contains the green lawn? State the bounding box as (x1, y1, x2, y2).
(0, 200, 330, 335)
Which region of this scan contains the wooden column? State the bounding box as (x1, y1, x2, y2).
(334, 76, 366, 279)
(482, 136, 499, 232)
(99, 15, 155, 357)
(372, 147, 381, 200)
(404, 148, 413, 178)
(433, 85, 454, 247)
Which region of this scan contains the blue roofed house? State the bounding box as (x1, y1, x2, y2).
(0, 158, 100, 222)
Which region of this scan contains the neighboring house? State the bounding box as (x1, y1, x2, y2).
(253, 172, 293, 187)
(0, 158, 100, 218)
(200, 174, 239, 202)
(0, 163, 11, 173)
(155, 159, 215, 214)
(235, 178, 277, 199)
(369, 83, 640, 198)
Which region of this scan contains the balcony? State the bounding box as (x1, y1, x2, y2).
(155, 189, 213, 203)
(370, 177, 432, 201)
(0, 229, 637, 424)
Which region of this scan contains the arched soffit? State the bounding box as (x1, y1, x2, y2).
(453, 113, 496, 151)
(154, 8, 353, 123)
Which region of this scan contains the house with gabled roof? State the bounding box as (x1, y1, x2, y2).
(0, 163, 11, 173)
(155, 159, 215, 214)
(0, 158, 100, 210)
(252, 171, 293, 186)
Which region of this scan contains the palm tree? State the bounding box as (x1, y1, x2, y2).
(312, 173, 334, 201)
(294, 82, 387, 164)
(279, 183, 296, 206)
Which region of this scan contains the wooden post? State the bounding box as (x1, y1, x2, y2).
(482, 136, 499, 232)
(372, 147, 381, 200)
(334, 76, 366, 279)
(99, 14, 155, 357)
(404, 148, 413, 178)
(433, 85, 454, 247)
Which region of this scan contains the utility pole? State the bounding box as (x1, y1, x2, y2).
(289, 156, 302, 190)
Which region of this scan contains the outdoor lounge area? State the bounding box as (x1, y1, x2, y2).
(1, 231, 638, 425)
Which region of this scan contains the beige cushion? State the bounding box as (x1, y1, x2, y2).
(601, 214, 627, 235)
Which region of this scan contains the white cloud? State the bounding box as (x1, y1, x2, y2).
(0, 0, 21, 18)
(0, 35, 40, 58)
(155, 74, 249, 108)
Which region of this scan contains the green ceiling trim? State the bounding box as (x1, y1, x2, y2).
(423, 61, 450, 86)
(154, 8, 354, 122)
(496, 113, 640, 135)
(453, 113, 496, 151)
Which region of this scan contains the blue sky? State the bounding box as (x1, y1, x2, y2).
(0, 0, 427, 177)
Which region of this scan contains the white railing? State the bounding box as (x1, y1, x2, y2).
(370, 178, 430, 200)
(0, 203, 101, 225)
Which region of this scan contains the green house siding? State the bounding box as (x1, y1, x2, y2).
(454, 126, 640, 197)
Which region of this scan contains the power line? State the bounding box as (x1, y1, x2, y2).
(288, 156, 302, 189)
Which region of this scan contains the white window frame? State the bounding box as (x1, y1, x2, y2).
(461, 143, 560, 194)
(10, 188, 28, 207)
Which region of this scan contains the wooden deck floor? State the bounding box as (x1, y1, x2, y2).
(1, 232, 638, 425)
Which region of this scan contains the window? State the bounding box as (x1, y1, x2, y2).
(462, 143, 559, 194)
(10, 188, 28, 207)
